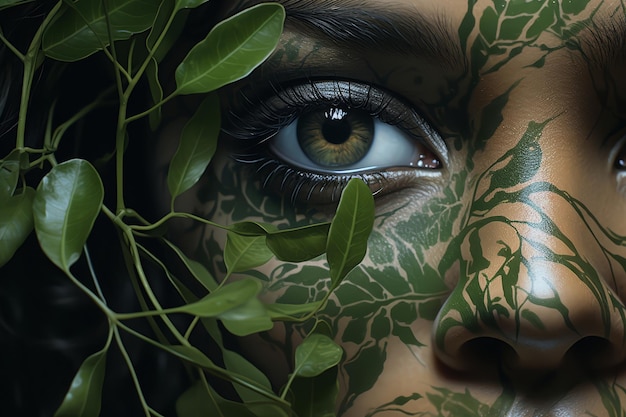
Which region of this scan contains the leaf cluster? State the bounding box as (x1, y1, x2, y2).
(0, 1, 375, 416)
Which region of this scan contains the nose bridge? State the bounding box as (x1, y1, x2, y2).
(433, 186, 626, 371)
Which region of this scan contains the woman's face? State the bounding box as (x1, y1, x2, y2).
(157, 0, 626, 415)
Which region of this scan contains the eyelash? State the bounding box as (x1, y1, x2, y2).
(224, 79, 442, 204)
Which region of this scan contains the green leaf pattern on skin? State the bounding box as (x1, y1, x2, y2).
(192, 1, 626, 415)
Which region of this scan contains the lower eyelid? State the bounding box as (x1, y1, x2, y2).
(237, 154, 444, 206)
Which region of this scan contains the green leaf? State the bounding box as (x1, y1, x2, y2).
(174, 277, 260, 317)
(146, 58, 163, 131)
(174, 3, 285, 94)
(222, 349, 272, 402)
(326, 178, 375, 288)
(266, 223, 330, 262)
(42, 0, 160, 61)
(229, 221, 277, 236)
(167, 93, 220, 200)
(176, 381, 257, 417)
(293, 334, 343, 378)
(224, 231, 274, 274)
(54, 347, 107, 417)
(164, 240, 218, 291)
(0, 188, 34, 267)
(33, 159, 103, 271)
(0, 0, 30, 9)
(220, 296, 273, 336)
(0, 159, 19, 199)
(163, 345, 214, 368)
(289, 367, 339, 417)
(174, 0, 210, 11)
(265, 301, 324, 320)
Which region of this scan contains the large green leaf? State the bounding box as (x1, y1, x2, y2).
(220, 296, 273, 336)
(266, 223, 330, 262)
(289, 368, 339, 417)
(326, 178, 375, 288)
(174, 277, 260, 317)
(222, 349, 273, 402)
(0, 187, 35, 267)
(165, 240, 217, 291)
(224, 231, 274, 274)
(33, 159, 104, 271)
(293, 334, 343, 378)
(167, 93, 219, 200)
(176, 381, 257, 417)
(0, 0, 30, 9)
(54, 347, 108, 417)
(174, 3, 285, 94)
(42, 0, 159, 61)
(174, 0, 210, 10)
(0, 159, 19, 199)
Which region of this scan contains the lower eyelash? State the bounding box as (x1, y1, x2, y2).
(234, 152, 386, 204)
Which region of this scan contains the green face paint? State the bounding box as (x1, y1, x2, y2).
(158, 0, 626, 415)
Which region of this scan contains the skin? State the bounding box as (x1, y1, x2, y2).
(154, 0, 626, 415)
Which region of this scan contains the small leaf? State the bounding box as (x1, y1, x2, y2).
(266, 223, 330, 262)
(33, 159, 103, 271)
(175, 277, 260, 317)
(293, 334, 343, 378)
(174, 3, 285, 94)
(54, 347, 107, 417)
(167, 93, 219, 199)
(0, 187, 35, 267)
(42, 0, 160, 62)
(146, 58, 163, 130)
(327, 178, 375, 288)
(224, 231, 273, 274)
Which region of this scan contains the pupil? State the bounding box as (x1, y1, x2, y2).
(322, 118, 352, 144)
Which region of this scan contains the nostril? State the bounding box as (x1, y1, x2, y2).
(442, 335, 625, 374)
(450, 337, 517, 372)
(567, 336, 623, 370)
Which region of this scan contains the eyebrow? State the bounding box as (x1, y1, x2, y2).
(253, 0, 467, 71)
(572, 17, 626, 68)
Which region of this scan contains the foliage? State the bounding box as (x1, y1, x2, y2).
(0, 1, 375, 416)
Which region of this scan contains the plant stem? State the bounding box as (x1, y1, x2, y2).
(16, 1, 63, 150)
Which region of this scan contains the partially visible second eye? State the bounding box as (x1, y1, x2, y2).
(271, 104, 441, 173)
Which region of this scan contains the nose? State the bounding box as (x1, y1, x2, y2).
(433, 206, 626, 373)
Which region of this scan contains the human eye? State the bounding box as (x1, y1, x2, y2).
(225, 80, 446, 204)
